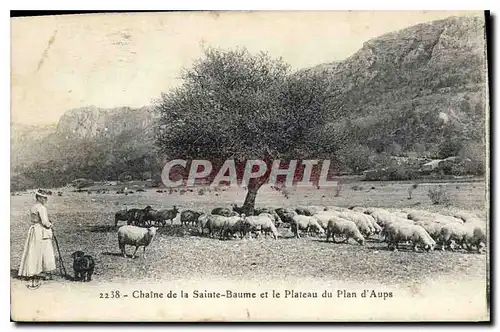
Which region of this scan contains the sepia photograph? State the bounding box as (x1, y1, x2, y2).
(10, 10, 490, 322)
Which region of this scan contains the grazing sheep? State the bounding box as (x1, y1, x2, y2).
(325, 217, 365, 245)
(71, 251, 95, 282)
(295, 207, 314, 216)
(197, 214, 212, 236)
(180, 210, 202, 227)
(134, 206, 157, 227)
(244, 215, 279, 239)
(363, 214, 382, 234)
(337, 211, 373, 237)
(469, 226, 487, 253)
(291, 215, 325, 238)
(117, 226, 158, 259)
(255, 208, 283, 226)
(220, 215, 249, 240)
(386, 224, 435, 252)
(205, 215, 230, 238)
(413, 220, 447, 246)
(275, 208, 297, 225)
(154, 206, 179, 226)
(440, 223, 476, 251)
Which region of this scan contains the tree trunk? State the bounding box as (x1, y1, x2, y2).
(242, 181, 264, 215)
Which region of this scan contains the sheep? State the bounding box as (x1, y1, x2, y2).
(312, 211, 338, 229)
(440, 223, 483, 251)
(275, 208, 297, 225)
(134, 206, 157, 227)
(413, 220, 447, 247)
(180, 210, 202, 227)
(367, 210, 396, 226)
(114, 209, 129, 227)
(372, 211, 412, 227)
(205, 215, 229, 238)
(154, 206, 179, 226)
(291, 215, 325, 238)
(295, 207, 314, 216)
(219, 215, 247, 240)
(325, 217, 365, 245)
(197, 214, 212, 236)
(255, 208, 283, 226)
(117, 225, 158, 259)
(336, 211, 373, 237)
(468, 226, 487, 253)
(386, 224, 435, 252)
(244, 214, 279, 239)
(363, 214, 382, 234)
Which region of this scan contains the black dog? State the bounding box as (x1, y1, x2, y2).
(71, 251, 95, 282)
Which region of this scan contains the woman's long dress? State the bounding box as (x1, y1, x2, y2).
(18, 202, 56, 277)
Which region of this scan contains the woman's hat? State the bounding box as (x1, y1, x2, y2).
(35, 189, 50, 198)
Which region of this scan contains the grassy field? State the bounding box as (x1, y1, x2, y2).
(10, 180, 488, 288)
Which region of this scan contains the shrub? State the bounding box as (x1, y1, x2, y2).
(427, 185, 451, 205)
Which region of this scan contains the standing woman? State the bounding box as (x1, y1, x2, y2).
(18, 189, 56, 280)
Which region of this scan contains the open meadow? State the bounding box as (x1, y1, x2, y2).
(10, 179, 488, 289)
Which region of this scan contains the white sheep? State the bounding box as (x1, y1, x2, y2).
(312, 210, 341, 229)
(337, 211, 373, 237)
(325, 217, 365, 245)
(117, 225, 158, 259)
(439, 223, 472, 251)
(292, 215, 325, 238)
(363, 214, 382, 234)
(386, 224, 435, 252)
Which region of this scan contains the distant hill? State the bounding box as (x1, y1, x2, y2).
(306, 16, 486, 160)
(10, 15, 487, 190)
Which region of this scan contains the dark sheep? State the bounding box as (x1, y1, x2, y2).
(134, 206, 156, 227)
(154, 206, 180, 226)
(180, 210, 202, 227)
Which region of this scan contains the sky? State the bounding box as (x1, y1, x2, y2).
(11, 10, 483, 125)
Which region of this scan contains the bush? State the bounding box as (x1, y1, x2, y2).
(351, 184, 364, 191)
(427, 185, 451, 205)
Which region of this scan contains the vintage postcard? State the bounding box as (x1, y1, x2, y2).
(10, 11, 490, 322)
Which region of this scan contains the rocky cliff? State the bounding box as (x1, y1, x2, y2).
(56, 105, 154, 139)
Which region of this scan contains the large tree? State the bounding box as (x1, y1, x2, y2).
(155, 46, 340, 213)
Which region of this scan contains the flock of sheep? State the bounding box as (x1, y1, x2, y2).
(114, 203, 487, 258)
